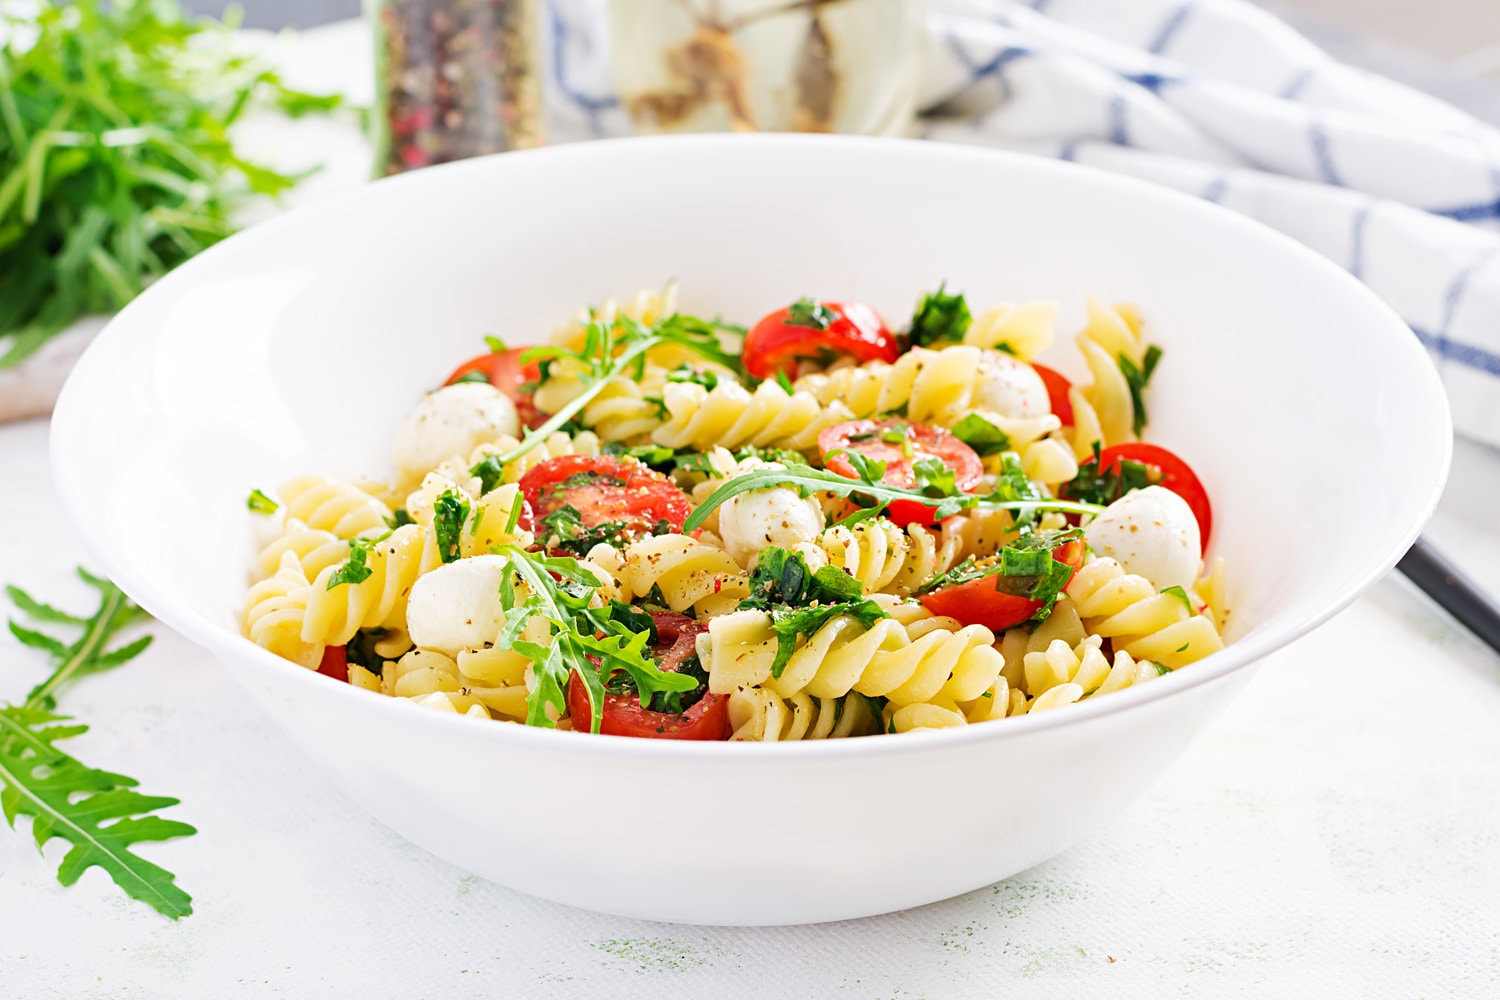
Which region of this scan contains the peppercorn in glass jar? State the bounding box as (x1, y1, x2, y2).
(372, 0, 544, 175)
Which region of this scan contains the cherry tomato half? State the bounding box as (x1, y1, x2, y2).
(819, 419, 984, 527)
(444, 347, 548, 430)
(317, 645, 349, 683)
(565, 612, 730, 740)
(1097, 443, 1212, 552)
(518, 455, 694, 536)
(742, 299, 900, 380)
(917, 539, 1086, 631)
(1031, 363, 1075, 427)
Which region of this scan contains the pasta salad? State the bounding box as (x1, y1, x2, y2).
(243, 285, 1229, 741)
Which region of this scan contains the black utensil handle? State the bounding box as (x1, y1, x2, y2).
(1397, 537, 1500, 657)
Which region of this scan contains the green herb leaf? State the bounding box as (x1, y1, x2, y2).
(775, 369, 795, 394)
(908, 282, 972, 348)
(0, 1, 341, 367)
(1117, 344, 1164, 437)
(915, 528, 1084, 626)
(432, 490, 470, 563)
(1, 569, 192, 919)
(950, 413, 1012, 457)
(826, 448, 888, 485)
(246, 489, 278, 515)
(785, 297, 836, 331)
(484, 335, 508, 353)
(665, 363, 719, 392)
(912, 457, 960, 498)
(385, 508, 415, 530)
(326, 536, 381, 589)
(1161, 586, 1193, 613)
(450, 370, 491, 385)
(766, 600, 889, 680)
(1062, 442, 1153, 508)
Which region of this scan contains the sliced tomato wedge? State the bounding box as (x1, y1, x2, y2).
(444, 347, 547, 429)
(1097, 443, 1212, 552)
(918, 538, 1085, 631)
(743, 299, 899, 380)
(518, 455, 693, 536)
(1031, 363, 1075, 427)
(819, 419, 984, 527)
(565, 612, 730, 740)
(317, 644, 349, 683)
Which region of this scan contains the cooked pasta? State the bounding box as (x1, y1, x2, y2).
(242, 284, 1230, 742)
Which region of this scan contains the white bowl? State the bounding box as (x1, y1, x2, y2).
(50, 135, 1450, 925)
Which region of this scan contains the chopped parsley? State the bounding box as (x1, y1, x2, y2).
(246, 489, 278, 515)
(326, 534, 386, 590)
(432, 489, 471, 563)
(950, 413, 1012, 458)
(385, 507, 415, 530)
(1118, 344, 1164, 437)
(908, 282, 972, 348)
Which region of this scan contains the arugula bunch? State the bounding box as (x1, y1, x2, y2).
(0, 0, 341, 366)
(486, 544, 697, 732)
(2, 569, 194, 919)
(736, 548, 889, 681)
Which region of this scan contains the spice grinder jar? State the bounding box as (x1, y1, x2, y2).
(371, 0, 544, 175)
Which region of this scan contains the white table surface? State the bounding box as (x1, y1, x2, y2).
(5, 20, 1500, 1000)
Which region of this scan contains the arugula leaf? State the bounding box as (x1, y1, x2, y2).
(986, 451, 1048, 531)
(950, 413, 1012, 457)
(432, 490, 470, 563)
(470, 311, 748, 478)
(450, 370, 491, 385)
(826, 448, 888, 484)
(908, 282, 972, 348)
(785, 297, 836, 331)
(684, 465, 1103, 534)
(484, 335, 509, 353)
(602, 440, 679, 472)
(537, 504, 644, 558)
(246, 489, 278, 515)
(734, 445, 810, 468)
(775, 369, 795, 394)
(912, 457, 959, 498)
(490, 545, 696, 733)
(1117, 344, 1163, 437)
(1, 569, 193, 919)
(0, 1, 341, 367)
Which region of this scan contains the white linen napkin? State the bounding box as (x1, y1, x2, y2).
(549, 0, 1500, 450)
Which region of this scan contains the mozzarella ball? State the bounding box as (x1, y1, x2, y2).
(971, 350, 1050, 419)
(406, 555, 511, 656)
(392, 383, 519, 482)
(1084, 486, 1202, 591)
(718, 475, 826, 569)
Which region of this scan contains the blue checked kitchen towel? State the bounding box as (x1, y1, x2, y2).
(547, 0, 1500, 449)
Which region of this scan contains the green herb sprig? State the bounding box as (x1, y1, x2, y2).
(908, 283, 972, 348)
(735, 547, 889, 680)
(682, 465, 1104, 533)
(0, 1, 342, 367)
(2, 569, 194, 919)
(488, 545, 697, 733)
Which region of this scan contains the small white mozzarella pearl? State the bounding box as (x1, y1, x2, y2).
(392, 382, 519, 482)
(718, 478, 827, 570)
(970, 350, 1050, 419)
(406, 555, 511, 656)
(1084, 486, 1201, 591)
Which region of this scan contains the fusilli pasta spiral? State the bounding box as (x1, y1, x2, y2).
(725, 686, 879, 741)
(301, 524, 441, 647)
(278, 475, 394, 539)
(589, 534, 748, 618)
(244, 551, 321, 669)
(1064, 557, 1224, 669)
